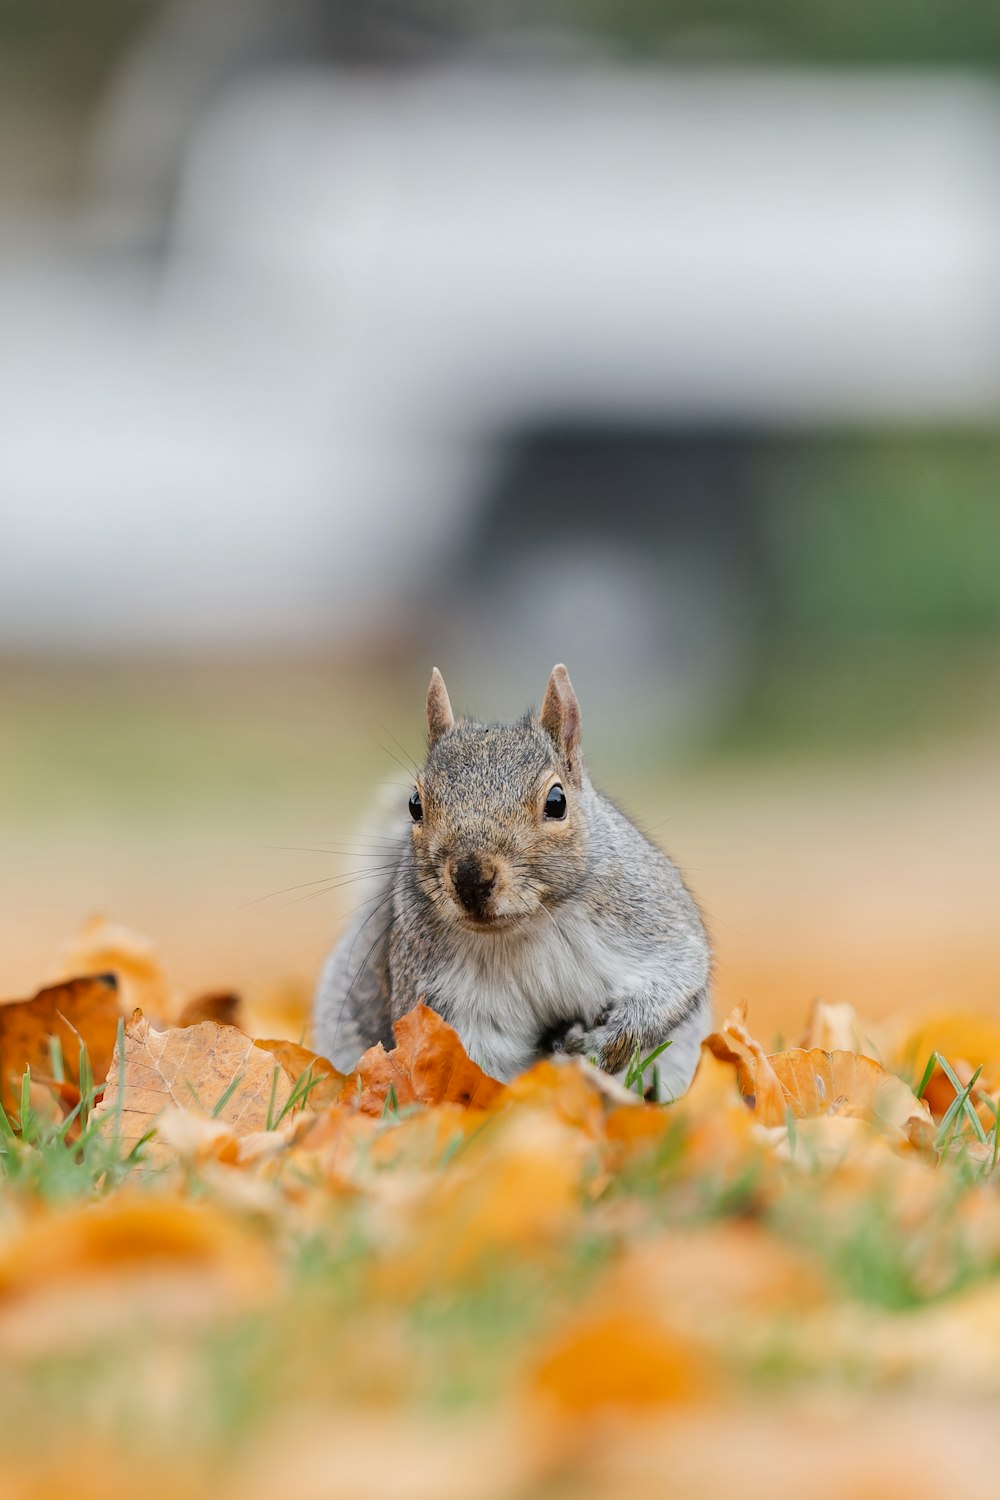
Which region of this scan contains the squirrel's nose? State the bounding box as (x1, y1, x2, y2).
(451, 855, 497, 916)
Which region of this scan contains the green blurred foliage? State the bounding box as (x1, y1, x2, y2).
(706, 430, 1000, 757)
(0, 0, 152, 101)
(568, 0, 1000, 65)
(3, 0, 1000, 89)
(767, 433, 1000, 638)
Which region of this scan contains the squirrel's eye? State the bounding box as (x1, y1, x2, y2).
(409, 789, 423, 822)
(544, 783, 567, 820)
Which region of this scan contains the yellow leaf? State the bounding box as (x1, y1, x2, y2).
(901, 1012, 1000, 1087)
(374, 1109, 587, 1293)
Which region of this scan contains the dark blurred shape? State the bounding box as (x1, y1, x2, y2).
(431, 426, 768, 746)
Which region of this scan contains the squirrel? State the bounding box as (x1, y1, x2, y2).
(312, 665, 711, 1100)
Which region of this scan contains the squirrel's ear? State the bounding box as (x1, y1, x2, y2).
(426, 667, 455, 745)
(540, 664, 582, 782)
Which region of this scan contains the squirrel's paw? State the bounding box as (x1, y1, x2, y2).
(541, 1009, 615, 1069)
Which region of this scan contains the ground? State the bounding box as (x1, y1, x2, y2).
(3, 658, 1000, 1497)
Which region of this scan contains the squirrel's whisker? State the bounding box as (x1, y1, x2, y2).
(262, 843, 402, 857)
(279, 866, 402, 906)
(243, 866, 400, 907)
(378, 741, 421, 781)
(375, 722, 423, 776)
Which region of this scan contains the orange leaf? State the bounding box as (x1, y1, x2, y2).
(0, 974, 122, 1116)
(373, 1108, 587, 1293)
(254, 1037, 347, 1109)
(901, 1012, 1000, 1089)
(505, 1056, 633, 1138)
(768, 1049, 932, 1138)
(353, 1004, 504, 1115)
(705, 1004, 931, 1142)
(531, 1311, 715, 1414)
(0, 1195, 262, 1292)
(704, 1004, 786, 1121)
(0, 1195, 274, 1356)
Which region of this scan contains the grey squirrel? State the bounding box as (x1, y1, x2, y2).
(313, 665, 711, 1099)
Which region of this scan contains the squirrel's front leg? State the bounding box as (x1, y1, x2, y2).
(546, 988, 710, 1101)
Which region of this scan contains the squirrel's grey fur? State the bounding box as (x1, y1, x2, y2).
(313, 665, 711, 1099)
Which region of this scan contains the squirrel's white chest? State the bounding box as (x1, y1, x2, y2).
(430, 903, 646, 1081)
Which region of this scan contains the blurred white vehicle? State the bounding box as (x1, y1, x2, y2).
(1, 61, 999, 728)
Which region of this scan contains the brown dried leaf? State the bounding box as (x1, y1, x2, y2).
(94, 1011, 294, 1161)
(177, 991, 245, 1030)
(0, 974, 122, 1115)
(353, 1004, 504, 1115)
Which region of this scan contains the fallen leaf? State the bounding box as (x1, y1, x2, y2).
(353, 1004, 504, 1115)
(914, 1059, 1000, 1136)
(768, 1048, 932, 1139)
(237, 1413, 547, 1500)
(49, 915, 172, 1021)
(154, 1106, 241, 1165)
(374, 1108, 588, 1292)
(0, 974, 122, 1116)
(530, 1310, 716, 1414)
(799, 998, 866, 1053)
(606, 1222, 827, 1331)
(0, 1194, 258, 1290)
(0, 1195, 274, 1355)
(900, 1012, 1000, 1088)
(706, 1005, 931, 1142)
(177, 991, 245, 1030)
(705, 1004, 786, 1120)
(93, 1011, 295, 1162)
(255, 1037, 347, 1108)
(505, 1056, 632, 1137)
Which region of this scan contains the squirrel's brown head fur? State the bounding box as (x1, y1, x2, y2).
(408, 665, 590, 931)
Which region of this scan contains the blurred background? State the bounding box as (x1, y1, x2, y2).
(1, 0, 999, 1041)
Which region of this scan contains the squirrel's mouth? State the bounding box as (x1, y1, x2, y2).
(451, 906, 523, 933)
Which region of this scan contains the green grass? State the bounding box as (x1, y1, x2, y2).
(0, 1038, 152, 1202)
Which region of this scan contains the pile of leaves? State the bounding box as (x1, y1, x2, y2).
(3, 920, 1000, 1498)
